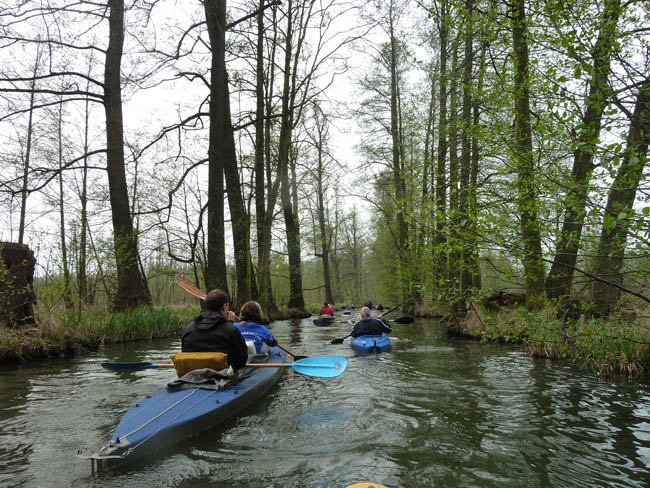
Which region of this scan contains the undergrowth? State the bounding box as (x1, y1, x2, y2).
(0, 305, 198, 363)
(461, 301, 650, 378)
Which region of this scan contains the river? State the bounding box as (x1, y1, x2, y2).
(1, 317, 649, 487)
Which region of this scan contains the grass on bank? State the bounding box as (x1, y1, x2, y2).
(0, 305, 198, 363)
(457, 301, 650, 377)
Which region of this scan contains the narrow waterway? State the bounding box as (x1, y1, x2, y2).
(1, 317, 649, 487)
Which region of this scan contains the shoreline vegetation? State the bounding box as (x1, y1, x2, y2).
(443, 298, 650, 379)
(0, 303, 312, 364)
(2, 299, 649, 380)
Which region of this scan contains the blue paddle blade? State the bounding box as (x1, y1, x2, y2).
(290, 356, 347, 378)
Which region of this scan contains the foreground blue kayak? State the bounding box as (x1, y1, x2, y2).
(85, 347, 287, 470)
(350, 335, 391, 353)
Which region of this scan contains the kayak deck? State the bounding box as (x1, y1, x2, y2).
(85, 347, 287, 469)
(350, 335, 391, 353)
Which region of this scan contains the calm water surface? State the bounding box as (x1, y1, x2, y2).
(1, 317, 649, 487)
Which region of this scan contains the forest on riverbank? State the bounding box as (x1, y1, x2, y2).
(1, 0, 649, 375)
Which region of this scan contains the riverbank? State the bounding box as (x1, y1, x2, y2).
(0, 305, 198, 364)
(0, 303, 316, 365)
(447, 299, 650, 378)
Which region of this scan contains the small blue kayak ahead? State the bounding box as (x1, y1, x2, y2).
(86, 347, 287, 469)
(350, 335, 391, 353)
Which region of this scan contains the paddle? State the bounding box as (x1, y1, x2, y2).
(393, 316, 415, 324)
(330, 298, 414, 344)
(101, 361, 175, 371)
(177, 275, 207, 300)
(101, 355, 347, 378)
(246, 356, 347, 378)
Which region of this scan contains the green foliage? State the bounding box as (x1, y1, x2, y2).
(0, 305, 197, 363)
(84, 306, 195, 343)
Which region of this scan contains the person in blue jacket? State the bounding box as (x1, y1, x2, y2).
(235, 300, 278, 354)
(348, 306, 392, 338)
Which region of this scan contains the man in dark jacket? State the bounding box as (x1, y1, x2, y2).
(349, 306, 392, 338)
(181, 289, 248, 370)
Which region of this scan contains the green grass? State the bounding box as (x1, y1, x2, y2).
(84, 305, 196, 343)
(0, 305, 199, 363)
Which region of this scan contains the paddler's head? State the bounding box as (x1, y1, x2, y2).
(205, 289, 230, 315)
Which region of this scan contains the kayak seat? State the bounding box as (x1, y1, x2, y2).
(171, 352, 229, 378)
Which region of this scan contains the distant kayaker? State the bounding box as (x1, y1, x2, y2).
(235, 300, 278, 354)
(348, 306, 392, 338)
(181, 289, 248, 370)
(320, 302, 335, 316)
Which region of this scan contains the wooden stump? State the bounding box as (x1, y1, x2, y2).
(0, 242, 37, 327)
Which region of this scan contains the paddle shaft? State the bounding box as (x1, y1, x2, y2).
(276, 344, 308, 360)
(116, 362, 298, 369)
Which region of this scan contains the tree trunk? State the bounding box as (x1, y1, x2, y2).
(204, 0, 252, 307)
(458, 0, 474, 299)
(202, 0, 229, 294)
(104, 0, 151, 310)
(314, 116, 334, 304)
(18, 47, 41, 245)
(511, 0, 545, 306)
(0, 242, 36, 327)
(78, 66, 92, 305)
(469, 37, 488, 291)
(546, 0, 622, 298)
(254, 0, 266, 303)
(590, 76, 650, 315)
(277, 0, 305, 311)
(389, 10, 408, 300)
(57, 100, 73, 309)
(448, 40, 461, 296)
(434, 0, 449, 288)
(257, 4, 280, 316)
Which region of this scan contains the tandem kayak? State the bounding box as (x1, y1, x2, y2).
(350, 335, 391, 353)
(84, 346, 287, 470)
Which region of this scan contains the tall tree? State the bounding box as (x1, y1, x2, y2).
(434, 0, 450, 288)
(55, 97, 73, 309)
(458, 0, 475, 299)
(307, 104, 335, 305)
(17, 46, 42, 245)
(203, 0, 230, 295)
(545, 0, 622, 298)
(510, 0, 545, 305)
(387, 1, 409, 301)
(104, 0, 151, 309)
(203, 0, 252, 306)
(590, 76, 650, 315)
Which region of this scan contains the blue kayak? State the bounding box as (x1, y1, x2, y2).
(87, 347, 287, 469)
(350, 335, 391, 353)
